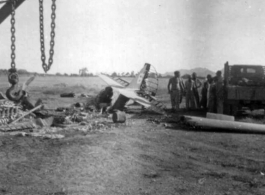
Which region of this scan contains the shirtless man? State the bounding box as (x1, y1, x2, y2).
(168, 71, 185, 112)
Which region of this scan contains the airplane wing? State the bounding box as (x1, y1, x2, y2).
(98, 74, 124, 88)
(118, 89, 150, 107)
(117, 88, 166, 114)
(112, 77, 130, 87)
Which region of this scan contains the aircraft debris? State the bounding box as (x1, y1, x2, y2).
(9, 131, 65, 139)
(11, 104, 43, 124)
(0, 121, 35, 132)
(33, 117, 54, 128)
(79, 93, 93, 98)
(206, 112, 235, 121)
(0, 99, 23, 125)
(180, 115, 265, 134)
(98, 63, 166, 115)
(60, 92, 75, 98)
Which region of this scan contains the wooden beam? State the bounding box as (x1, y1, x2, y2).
(10, 104, 43, 124)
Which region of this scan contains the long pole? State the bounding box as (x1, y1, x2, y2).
(10, 104, 43, 124)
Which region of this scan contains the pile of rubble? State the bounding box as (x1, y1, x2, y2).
(0, 99, 127, 139)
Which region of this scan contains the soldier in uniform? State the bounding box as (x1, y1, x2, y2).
(168, 71, 185, 112)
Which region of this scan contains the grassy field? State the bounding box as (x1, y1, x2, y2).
(0, 76, 107, 89)
(0, 75, 170, 88)
(0, 76, 172, 109)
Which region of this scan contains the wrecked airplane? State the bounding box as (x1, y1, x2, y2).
(98, 63, 166, 115)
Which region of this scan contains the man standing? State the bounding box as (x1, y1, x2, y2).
(215, 71, 224, 114)
(208, 77, 216, 113)
(200, 74, 212, 110)
(192, 72, 202, 108)
(168, 71, 185, 112)
(185, 75, 195, 110)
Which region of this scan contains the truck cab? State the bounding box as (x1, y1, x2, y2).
(224, 62, 265, 115)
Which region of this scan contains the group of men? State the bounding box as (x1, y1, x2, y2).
(168, 70, 224, 113)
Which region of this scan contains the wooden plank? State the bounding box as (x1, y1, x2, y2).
(0, 121, 35, 132)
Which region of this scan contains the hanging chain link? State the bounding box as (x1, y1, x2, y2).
(39, 0, 56, 73)
(10, 0, 16, 69)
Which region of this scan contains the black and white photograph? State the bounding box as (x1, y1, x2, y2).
(0, 0, 265, 194)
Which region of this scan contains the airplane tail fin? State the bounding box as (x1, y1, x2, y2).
(127, 63, 151, 89)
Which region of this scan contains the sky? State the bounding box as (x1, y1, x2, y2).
(1, 0, 265, 75)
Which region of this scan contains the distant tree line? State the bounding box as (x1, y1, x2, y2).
(0, 69, 206, 79)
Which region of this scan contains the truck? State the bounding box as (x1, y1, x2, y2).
(223, 61, 265, 115)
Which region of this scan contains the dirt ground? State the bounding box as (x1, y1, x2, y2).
(0, 77, 265, 195)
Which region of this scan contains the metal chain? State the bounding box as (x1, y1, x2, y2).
(39, 0, 56, 73)
(10, 0, 16, 69)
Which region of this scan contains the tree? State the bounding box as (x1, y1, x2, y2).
(149, 72, 157, 78)
(79, 67, 88, 76)
(111, 72, 117, 77)
(130, 71, 135, 77)
(157, 73, 163, 78)
(88, 73, 94, 77)
(56, 72, 62, 76)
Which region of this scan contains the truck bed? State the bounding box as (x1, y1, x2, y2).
(227, 85, 265, 100)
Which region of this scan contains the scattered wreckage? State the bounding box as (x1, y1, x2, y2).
(0, 69, 130, 138)
(1, 64, 169, 139)
(0, 94, 127, 139)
